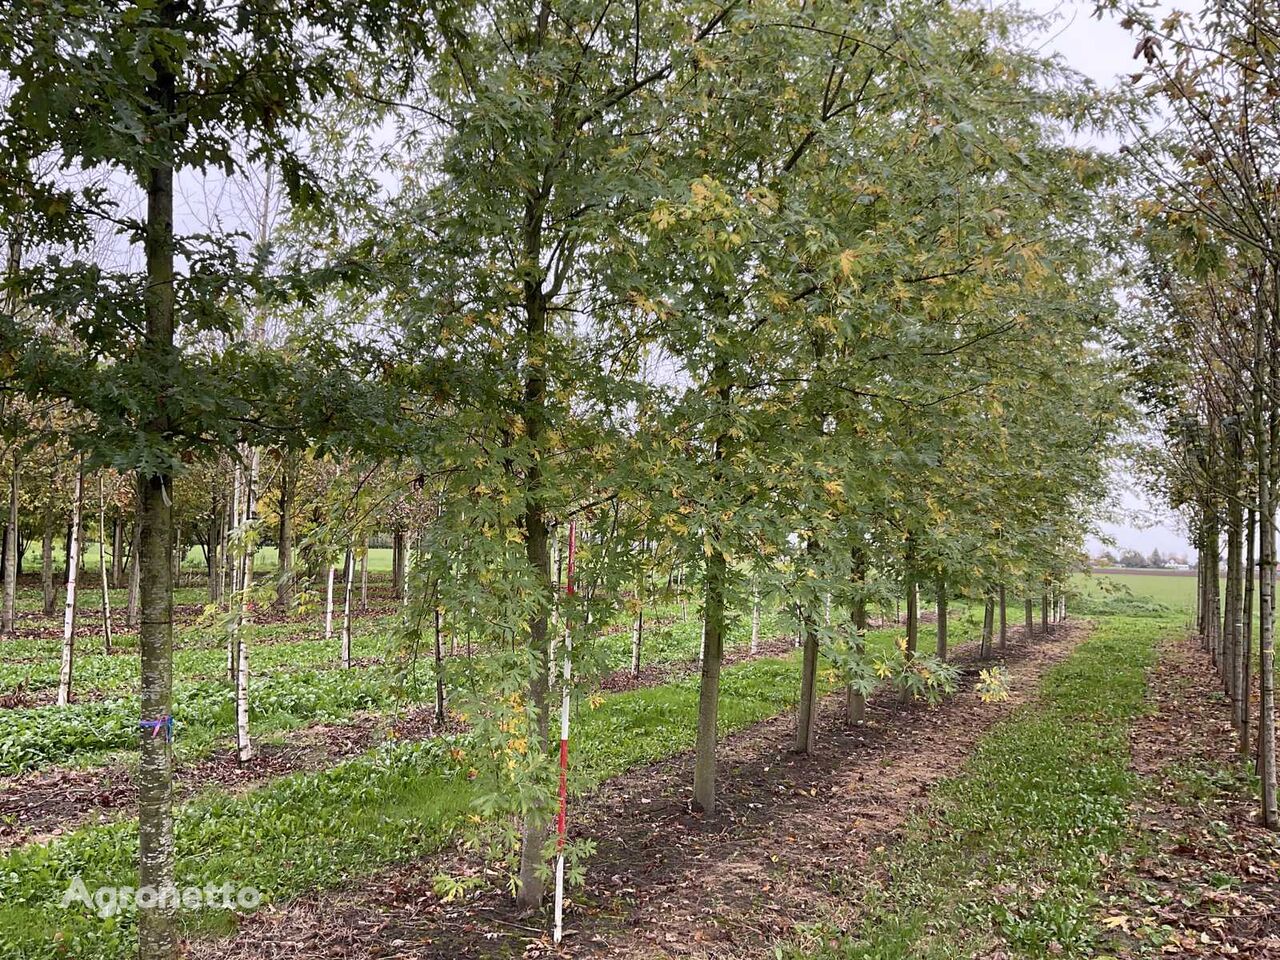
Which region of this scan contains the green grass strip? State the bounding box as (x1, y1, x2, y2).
(784, 613, 1177, 960)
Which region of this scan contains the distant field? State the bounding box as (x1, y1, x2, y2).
(1075, 570, 1198, 613)
(1075, 568, 1260, 617)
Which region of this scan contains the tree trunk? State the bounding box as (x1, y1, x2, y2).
(57, 463, 84, 706)
(935, 574, 947, 661)
(981, 593, 995, 659)
(998, 584, 1007, 651)
(1206, 518, 1222, 667)
(1196, 549, 1206, 639)
(360, 536, 368, 610)
(847, 547, 868, 725)
(749, 587, 761, 655)
(433, 596, 446, 724)
(206, 495, 221, 603)
(393, 530, 408, 600)
(1041, 588, 1050, 635)
(795, 535, 823, 755)
(226, 465, 242, 681)
(1255, 323, 1277, 829)
(112, 512, 124, 589)
(340, 544, 354, 668)
(127, 516, 142, 629)
(324, 559, 335, 641)
(1227, 491, 1244, 721)
(630, 607, 644, 678)
(275, 452, 295, 613)
(514, 273, 555, 913)
(693, 542, 726, 810)
(235, 447, 258, 764)
(1025, 595, 1033, 639)
(137, 61, 178, 952)
(217, 487, 231, 605)
(98, 474, 114, 654)
(1243, 507, 1256, 756)
(2, 453, 18, 633)
(41, 506, 55, 616)
(898, 536, 918, 705)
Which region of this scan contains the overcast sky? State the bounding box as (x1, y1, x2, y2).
(1016, 0, 1196, 559)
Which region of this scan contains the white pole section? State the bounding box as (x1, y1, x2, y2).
(553, 520, 577, 945)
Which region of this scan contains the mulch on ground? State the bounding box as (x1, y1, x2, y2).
(1099, 634, 1280, 958)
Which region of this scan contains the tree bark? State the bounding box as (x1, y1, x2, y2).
(112, 512, 124, 589)
(1227, 489, 1244, 721)
(1243, 507, 1256, 755)
(41, 505, 55, 616)
(847, 547, 868, 725)
(360, 536, 368, 610)
(1025, 595, 1033, 639)
(749, 586, 761, 655)
(795, 535, 822, 755)
(935, 574, 947, 660)
(275, 451, 295, 612)
(324, 559, 335, 641)
(1255, 317, 1277, 829)
(340, 543, 354, 668)
(235, 447, 258, 764)
(98, 474, 114, 654)
(127, 515, 142, 629)
(897, 535, 918, 705)
(57, 463, 84, 706)
(981, 592, 995, 659)
(997, 584, 1007, 650)
(693, 541, 726, 810)
(514, 259, 555, 911)
(136, 51, 179, 949)
(1206, 516, 1222, 667)
(433, 593, 446, 724)
(2, 453, 18, 633)
(1041, 588, 1050, 635)
(630, 607, 644, 678)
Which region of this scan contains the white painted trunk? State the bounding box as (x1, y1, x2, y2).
(750, 591, 761, 655)
(2, 452, 17, 634)
(324, 562, 335, 640)
(235, 447, 258, 763)
(98, 474, 114, 654)
(630, 608, 643, 678)
(340, 544, 354, 668)
(359, 537, 368, 610)
(57, 465, 85, 706)
(226, 464, 241, 680)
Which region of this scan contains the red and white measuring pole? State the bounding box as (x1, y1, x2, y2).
(553, 520, 576, 945)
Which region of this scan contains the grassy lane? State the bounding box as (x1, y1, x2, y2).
(786, 613, 1179, 960)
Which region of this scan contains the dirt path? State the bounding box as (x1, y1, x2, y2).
(184, 620, 1087, 960)
(1102, 635, 1280, 958)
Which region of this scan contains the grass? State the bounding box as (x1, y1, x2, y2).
(0, 579, 1033, 959)
(0, 645, 863, 959)
(13, 543, 398, 575)
(1073, 570, 1198, 615)
(785, 610, 1179, 960)
(0, 586, 973, 959)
